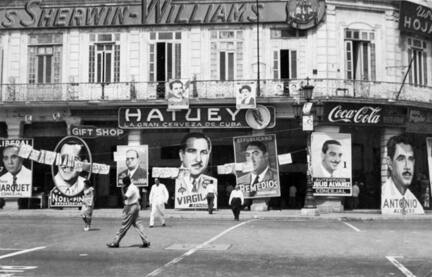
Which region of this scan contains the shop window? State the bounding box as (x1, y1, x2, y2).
(89, 33, 120, 83)
(210, 30, 244, 80)
(407, 38, 428, 86)
(28, 34, 62, 84)
(344, 29, 376, 81)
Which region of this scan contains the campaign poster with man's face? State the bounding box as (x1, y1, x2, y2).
(175, 133, 217, 209)
(381, 134, 424, 215)
(311, 132, 352, 196)
(233, 134, 280, 199)
(50, 136, 92, 207)
(236, 82, 257, 110)
(0, 139, 33, 198)
(116, 145, 148, 187)
(166, 79, 190, 110)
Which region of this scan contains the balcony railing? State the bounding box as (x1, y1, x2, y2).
(1, 79, 431, 104)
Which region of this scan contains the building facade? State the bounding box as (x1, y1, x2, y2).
(0, 0, 431, 211)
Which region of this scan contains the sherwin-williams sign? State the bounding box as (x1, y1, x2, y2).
(0, 0, 325, 29)
(118, 105, 276, 129)
(399, 1, 432, 38)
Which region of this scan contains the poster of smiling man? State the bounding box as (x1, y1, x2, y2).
(175, 132, 217, 209)
(50, 136, 92, 207)
(233, 135, 280, 199)
(311, 132, 351, 196)
(0, 139, 33, 198)
(116, 145, 148, 187)
(381, 134, 424, 215)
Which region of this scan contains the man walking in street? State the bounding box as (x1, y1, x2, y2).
(205, 181, 217, 214)
(149, 178, 169, 227)
(107, 176, 150, 248)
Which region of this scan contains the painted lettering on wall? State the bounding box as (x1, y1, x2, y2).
(400, 1, 432, 38)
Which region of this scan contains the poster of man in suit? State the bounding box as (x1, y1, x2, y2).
(233, 134, 280, 199)
(175, 132, 217, 209)
(0, 139, 33, 198)
(311, 132, 351, 196)
(116, 145, 148, 187)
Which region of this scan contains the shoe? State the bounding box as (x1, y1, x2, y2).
(84, 227, 89, 232)
(141, 242, 151, 248)
(106, 242, 119, 248)
(149, 225, 154, 228)
(162, 223, 166, 227)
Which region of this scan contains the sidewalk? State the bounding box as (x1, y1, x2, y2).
(1, 207, 431, 221)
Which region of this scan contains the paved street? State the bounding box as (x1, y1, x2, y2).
(0, 211, 431, 277)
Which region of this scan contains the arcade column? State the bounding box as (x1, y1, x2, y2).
(64, 116, 81, 135)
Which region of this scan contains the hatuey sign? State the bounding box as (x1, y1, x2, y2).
(118, 105, 276, 129)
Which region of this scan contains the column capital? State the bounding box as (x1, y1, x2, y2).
(5, 118, 23, 138)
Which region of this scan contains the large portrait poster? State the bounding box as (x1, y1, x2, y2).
(311, 132, 352, 196)
(174, 132, 217, 209)
(381, 134, 424, 215)
(233, 134, 280, 199)
(116, 145, 148, 187)
(50, 136, 92, 207)
(0, 139, 33, 198)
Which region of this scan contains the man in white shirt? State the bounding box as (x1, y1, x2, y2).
(229, 185, 244, 221)
(205, 181, 217, 214)
(107, 176, 151, 248)
(381, 134, 424, 215)
(149, 178, 169, 227)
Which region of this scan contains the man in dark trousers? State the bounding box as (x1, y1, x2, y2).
(229, 185, 244, 221)
(107, 176, 150, 248)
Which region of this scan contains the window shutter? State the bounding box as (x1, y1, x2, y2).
(370, 43, 376, 81)
(291, 50, 297, 79)
(89, 45, 95, 83)
(408, 48, 413, 84)
(175, 43, 181, 79)
(273, 50, 279, 79)
(114, 45, 120, 82)
(28, 47, 36, 84)
(345, 41, 353, 80)
(53, 46, 62, 83)
(423, 51, 427, 85)
(149, 44, 155, 81)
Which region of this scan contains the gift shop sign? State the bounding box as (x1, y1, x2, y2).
(118, 105, 276, 129)
(70, 125, 125, 138)
(324, 104, 383, 125)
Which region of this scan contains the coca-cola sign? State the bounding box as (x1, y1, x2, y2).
(326, 104, 382, 125)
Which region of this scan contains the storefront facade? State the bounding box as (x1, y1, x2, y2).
(0, 0, 431, 212)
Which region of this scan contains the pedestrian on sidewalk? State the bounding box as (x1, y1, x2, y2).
(81, 180, 94, 231)
(229, 185, 244, 221)
(205, 181, 217, 214)
(107, 176, 150, 248)
(351, 181, 360, 209)
(149, 178, 169, 227)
